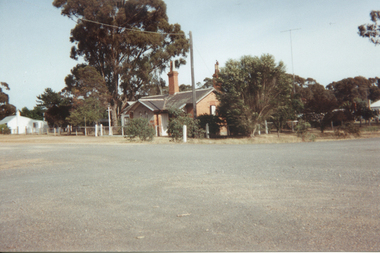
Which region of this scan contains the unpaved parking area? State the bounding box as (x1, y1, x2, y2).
(1, 138, 379, 251)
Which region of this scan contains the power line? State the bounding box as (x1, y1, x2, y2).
(75, 17, 185, 36)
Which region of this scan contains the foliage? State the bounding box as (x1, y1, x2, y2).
(334, 122, 361, 137)
(197, 114, 222, 137)
(66, 97, 106, 126)
(167, 108, 205, 140)
(37, 88, 67, 110)
(216, 54, 292, 136)
(63, 65, 110, 106)
(270, 94, 303, 136)
(36, 88, 71, 127)
(45, 105, 71, 127)
(0, 82, 16, 120)
(354, 99, 379, 122)
(20, 106, 44, 120)
(125, 118, 155, 141)
(0, 124, 10, 134)
(358, 10, 380, 45)
(295, 120, 311, 141)
(62, 65, 110, 126)
(53, 0, 190, 126)
(327, 76, 380, 113)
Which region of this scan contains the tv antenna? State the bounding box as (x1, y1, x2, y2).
(281, 28, 301, 94)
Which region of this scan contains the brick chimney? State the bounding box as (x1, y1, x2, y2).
(212, 60, 220, 89)
(168, 61, 179, 95)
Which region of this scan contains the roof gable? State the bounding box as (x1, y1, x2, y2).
(123, 88, 216, 114)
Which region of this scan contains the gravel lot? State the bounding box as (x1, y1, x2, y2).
(1, 137, 379, 251)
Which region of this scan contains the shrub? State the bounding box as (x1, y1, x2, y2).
(125, 118, 155, 141)
(0, 124, 10, 134)
(342, 122, 360, 136)
(295, 120, 311, 141)
(167, 108, 205, 141)
(197, 114, 222, 137)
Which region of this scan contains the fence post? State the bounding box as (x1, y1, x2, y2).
(265, 120, 268, 134)
(95, 124, 98, 137)
(85, 126, 87, 136)
(206, 123, 209, 139)
(54, 128, 56, 136)
(183, 125, 187, 143)
(100, 124, 103, 136)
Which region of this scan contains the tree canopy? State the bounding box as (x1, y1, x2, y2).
(53, 0, 190, 126)
(216, 54, 292, 136)
(358, 10, 380, 45)
(62, 65, 110, 126)
(0, 82, 16, 120)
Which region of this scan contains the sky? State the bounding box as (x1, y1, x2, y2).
(1, 0, 379, 110)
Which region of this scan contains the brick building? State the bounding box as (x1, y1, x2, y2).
(121, 62, 221, 136)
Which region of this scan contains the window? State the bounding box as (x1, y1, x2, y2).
(33, 122, 39, 128)
(210, 105, 216, 116)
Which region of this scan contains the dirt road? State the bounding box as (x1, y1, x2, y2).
(1, 137, 379, 251)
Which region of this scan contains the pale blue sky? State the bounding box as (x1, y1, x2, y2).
(1, 0, 379, 110)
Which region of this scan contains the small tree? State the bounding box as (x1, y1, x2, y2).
(295, 120, 311, 141)
(125, 118, 155, 141)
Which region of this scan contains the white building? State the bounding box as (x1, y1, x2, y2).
(0, 110, 48, 134)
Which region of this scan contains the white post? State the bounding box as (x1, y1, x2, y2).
(265, 120, 268, 134)
(183, 125, 187, 143)
(258, 124, 261, 135)
(54, 128, 56, 136)
(95, 124, 98, 137)
(108, 106, 113, 136)
(100, 124, 103, 136)
(206, 123, 210, 139)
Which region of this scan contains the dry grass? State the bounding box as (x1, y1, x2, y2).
(1, 128, 380, 145)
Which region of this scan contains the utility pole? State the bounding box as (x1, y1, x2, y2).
(281, 28, 301, 94)
(189, 31, 197, 119)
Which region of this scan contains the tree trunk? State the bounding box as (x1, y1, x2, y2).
(112, 103, 118, 127)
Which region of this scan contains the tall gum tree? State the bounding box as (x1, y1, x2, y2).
(53, 0, 189, 126)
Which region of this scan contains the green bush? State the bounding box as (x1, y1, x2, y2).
(125, 118, 155, 141)
(167, 108, 205, 141)
(0, 124, 10, 134)
(197, 114, 222, 137)
(295, 120, 311, 141)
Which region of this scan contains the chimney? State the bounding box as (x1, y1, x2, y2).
(168, 61, 179, 95)
(212, 60, 220, 89)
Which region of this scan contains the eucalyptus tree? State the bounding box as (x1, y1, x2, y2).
(358, 10, 380, 45)
(216, 54, 292, 136)
(53, 0, 189, 126)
